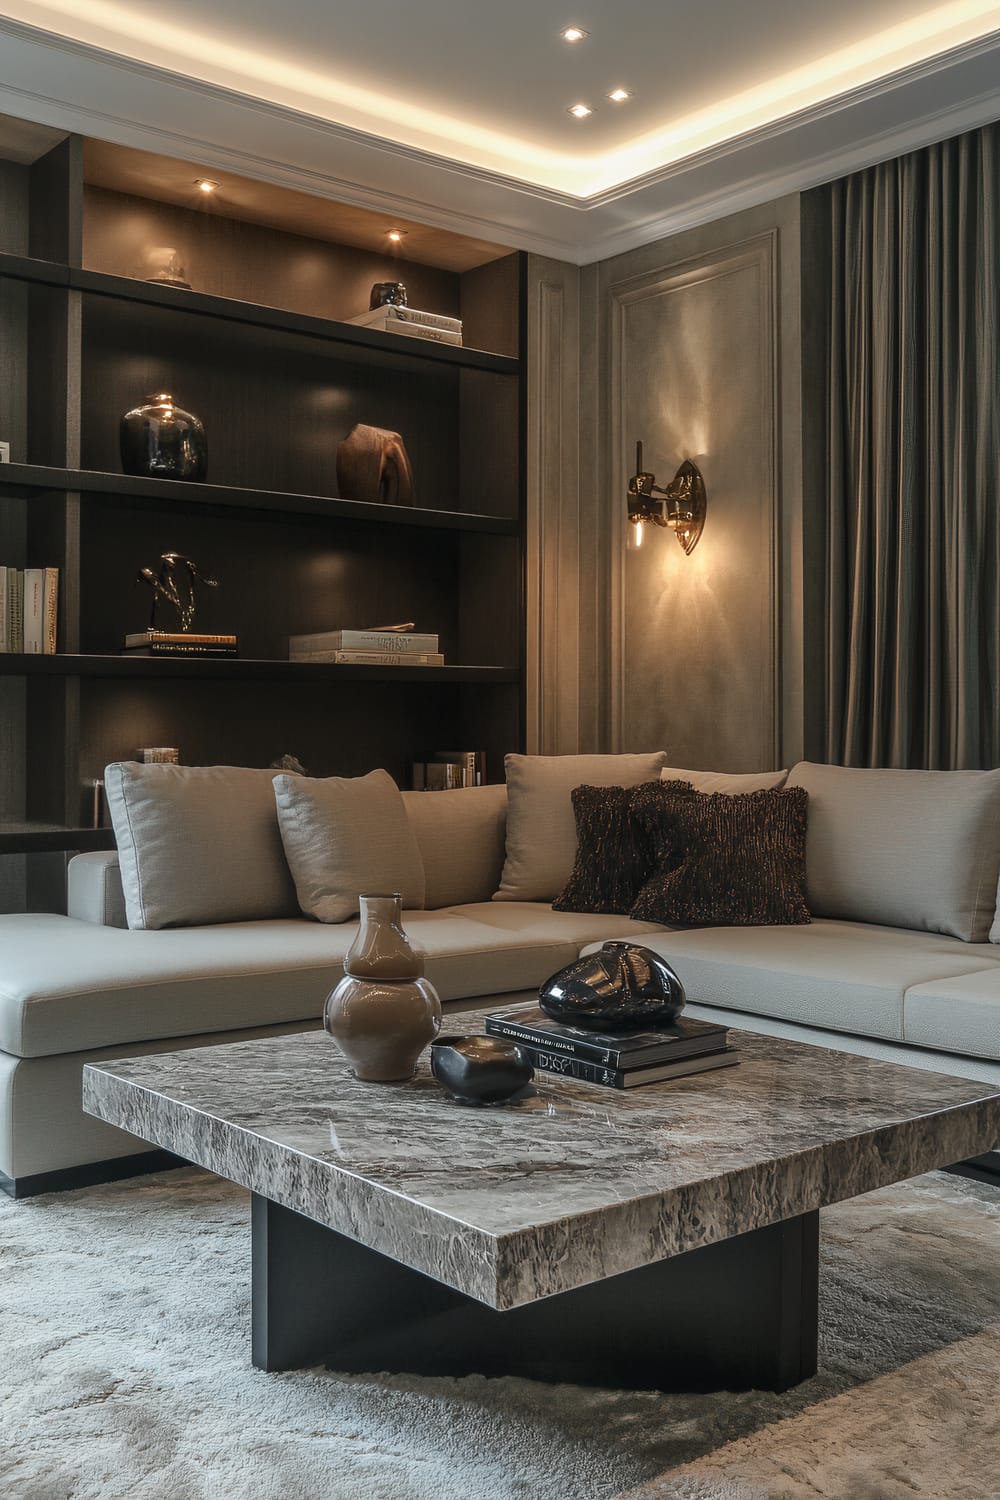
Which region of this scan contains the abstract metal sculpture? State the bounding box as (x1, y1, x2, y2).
(137, 552, 218, 632)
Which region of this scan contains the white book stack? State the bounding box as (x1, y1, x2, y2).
(347, 305, 463, 347)
(289, 629, 442, 666)
(0, 566, 57, 653)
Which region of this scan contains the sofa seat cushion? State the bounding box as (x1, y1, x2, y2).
(903, 969, 1000, 1060)
(585, 920, 1000, 1043)
(0, 911, 594, 1059)
(455, 901, 668, 945)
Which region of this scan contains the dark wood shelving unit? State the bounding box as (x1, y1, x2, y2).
(0, 129, 527, 903)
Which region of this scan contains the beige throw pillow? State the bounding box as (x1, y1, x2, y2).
(787, 761, 1000, 942)
(494, 752, 667, 903)
(104, 762, 300, 931)
(274, 769, 425, 923)
(402, 784, 507, 909)
(661, 766, 789, 793)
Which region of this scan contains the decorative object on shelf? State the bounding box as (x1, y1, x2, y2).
(430, 1034, 534, 1104)
(323, 892, 441, 1081)
(412, 750, 485, 789)
(140, 247, 191, 290)
(89, 778, 108, 829)
(627, 441, 707, 554)
(120, 393, 208, 482)
(269, 754, 309, 776)
(369, 281, 407, 309)
(0, 440, 10, 463)
(539, 941, 686, 1030)
(135, 552, 219, 634)
(137, 748, 179, 764)
(336, 423, 416, 507)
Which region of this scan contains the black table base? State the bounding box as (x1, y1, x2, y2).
(251, 1195, 819, 1392)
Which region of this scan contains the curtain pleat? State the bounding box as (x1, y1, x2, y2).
(824, 124, 1000, 768)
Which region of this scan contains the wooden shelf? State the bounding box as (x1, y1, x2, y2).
(0, 654, 518, 684)
(0, 251, 69, 289)
(0, 464, 519, 534)
(0, 822, 114, 854)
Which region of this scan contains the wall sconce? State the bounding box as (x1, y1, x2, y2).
(627, 441, 707, 554)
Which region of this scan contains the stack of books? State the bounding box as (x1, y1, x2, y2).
(347, 305, 463, 347)
(483, 1007, 737, 1091)
(123, 630, 238, 658)
(0, 566, 58, 653)
(412, 750, 486, 789)
(288, 629, 442, 666)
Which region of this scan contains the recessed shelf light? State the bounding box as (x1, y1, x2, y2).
(567, 103, 594, 119)
(607, 88, 633, 103)
(560, 25, 589, 42)
(386, 229, 408, 242)
(195, 179, 219, 194)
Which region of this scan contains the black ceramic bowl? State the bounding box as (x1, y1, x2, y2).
(430, 1034, 534, 1104)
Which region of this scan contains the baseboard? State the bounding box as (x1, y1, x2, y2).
(0, 1149, 189, 1199)
(945, 1152, 1000, 1188)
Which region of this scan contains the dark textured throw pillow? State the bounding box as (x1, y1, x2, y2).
(553, 780, 693, 915)
(630, 783, 811, 927)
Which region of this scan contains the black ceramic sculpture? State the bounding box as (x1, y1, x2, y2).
(120, 392, 207, 481)
(539, 942, 686, 1030)
(369, 280, 407, 309)
(430, 1035, 534, 1104)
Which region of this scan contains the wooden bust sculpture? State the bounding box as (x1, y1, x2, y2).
(336, 423, 416, 507)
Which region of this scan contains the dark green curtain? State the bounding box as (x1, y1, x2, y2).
(824, 123, 1000, 769)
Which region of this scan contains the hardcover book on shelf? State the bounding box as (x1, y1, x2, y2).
(43, 567, 58, 655)
(525, 1047, 740, 1090)
(124, 630, 237, 648)
(124, 643, 239, 657)
(291, 651, 444, 666)
(22, 568, 46, 654)
(348, 306, 462, 335)
(7, 568, 23, 652)
(484, 1007, 729, 1069)
(347, 307, 463, 345)
(288, 629, 439, 655)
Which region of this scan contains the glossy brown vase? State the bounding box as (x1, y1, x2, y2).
(323, 893, 441, 1081)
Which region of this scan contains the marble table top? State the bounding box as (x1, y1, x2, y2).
(83, 1015, 1000, 1310)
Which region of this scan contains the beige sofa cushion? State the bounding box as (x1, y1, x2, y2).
(104, 762, 299, 931)
(495, 752, 666, 903)
(274, 768, 425, 923)
(402, 785, 507, 908)
(588, 920, 1000, 1042)
(903, 968, 1000, 1060)
(0, 908, 602, 1058)
(786, 762, 1000, 941)
(661, 766, 788, 793)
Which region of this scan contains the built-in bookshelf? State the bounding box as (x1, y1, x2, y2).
(0, 127, 526, 910)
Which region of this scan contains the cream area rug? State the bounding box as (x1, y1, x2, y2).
(0, 1168, 997, 1500)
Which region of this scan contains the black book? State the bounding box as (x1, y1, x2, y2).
(524, 1045, 740, 1090)
(484, 1007, 728, 1069)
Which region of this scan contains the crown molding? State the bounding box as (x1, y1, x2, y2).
(1, 16, 998, 266)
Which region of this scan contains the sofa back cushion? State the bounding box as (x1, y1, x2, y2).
(661, 766, 789, 793)
(274, 768, 425, 923)
(494, 752, 667, 903)
(786, 761, 1000, 941)
(402, 784, 507, 909)
(105, 762, 300, 930)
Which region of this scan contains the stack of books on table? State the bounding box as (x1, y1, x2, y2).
(288, 630, 443, 666)
(123, 630, 238, 658)
(412, 750, 486, 789)
(483, 1007, 737, 1091)
(347, 305, 463, 347)
(0, 566, 58, 653)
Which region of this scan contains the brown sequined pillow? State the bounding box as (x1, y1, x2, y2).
(630, 783, 811, 927)
(553, 780, 693, 915)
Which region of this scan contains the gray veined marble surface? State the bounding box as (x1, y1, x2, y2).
(83, 1016, 1000, 1310)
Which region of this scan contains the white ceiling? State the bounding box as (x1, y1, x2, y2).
(1, 0, 999, 261)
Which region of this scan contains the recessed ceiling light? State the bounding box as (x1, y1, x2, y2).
(195, 179, 219, 194)
(607, 88, 633, 103)
(567, 103, 594, 119)
(386, 229, 408, 242)
(560, 26, 589, 42)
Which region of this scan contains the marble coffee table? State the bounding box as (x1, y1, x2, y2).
(82, 1015, 1000, 1392)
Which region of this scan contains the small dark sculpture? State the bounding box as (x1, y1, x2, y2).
(337, 422, 416, 507)
(369, 281, 407, 309)
(539, 942, 686, 1030)
(269, 754, 309, 776)
(120, 392, 207, 481)
(430, 1035, 534, 1104)
(137, 551, 218, 632)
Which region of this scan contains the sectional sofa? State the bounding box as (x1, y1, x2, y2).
(2, 755, 999, 1196)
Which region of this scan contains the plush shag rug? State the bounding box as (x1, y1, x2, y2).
(0, 1167, 997, 1500)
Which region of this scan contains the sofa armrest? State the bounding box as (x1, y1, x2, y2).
(67, 852, 127, 928)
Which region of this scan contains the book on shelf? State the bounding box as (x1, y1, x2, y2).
(523, 1046, 740, 1091)
(124, 630, 238, 648)
(348, 307, 463, 345)
(1, 566, 56, 653)
(348, 305, 463, 335)
(288, 629, 439, 655)
(123, 642, 239, 657)
(483, 1007, 729, 1069)
(412, 750, 486, 789)
(291, 650, 444, 666)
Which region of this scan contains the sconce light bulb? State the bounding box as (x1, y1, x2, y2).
(633, 520, 643, 548)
